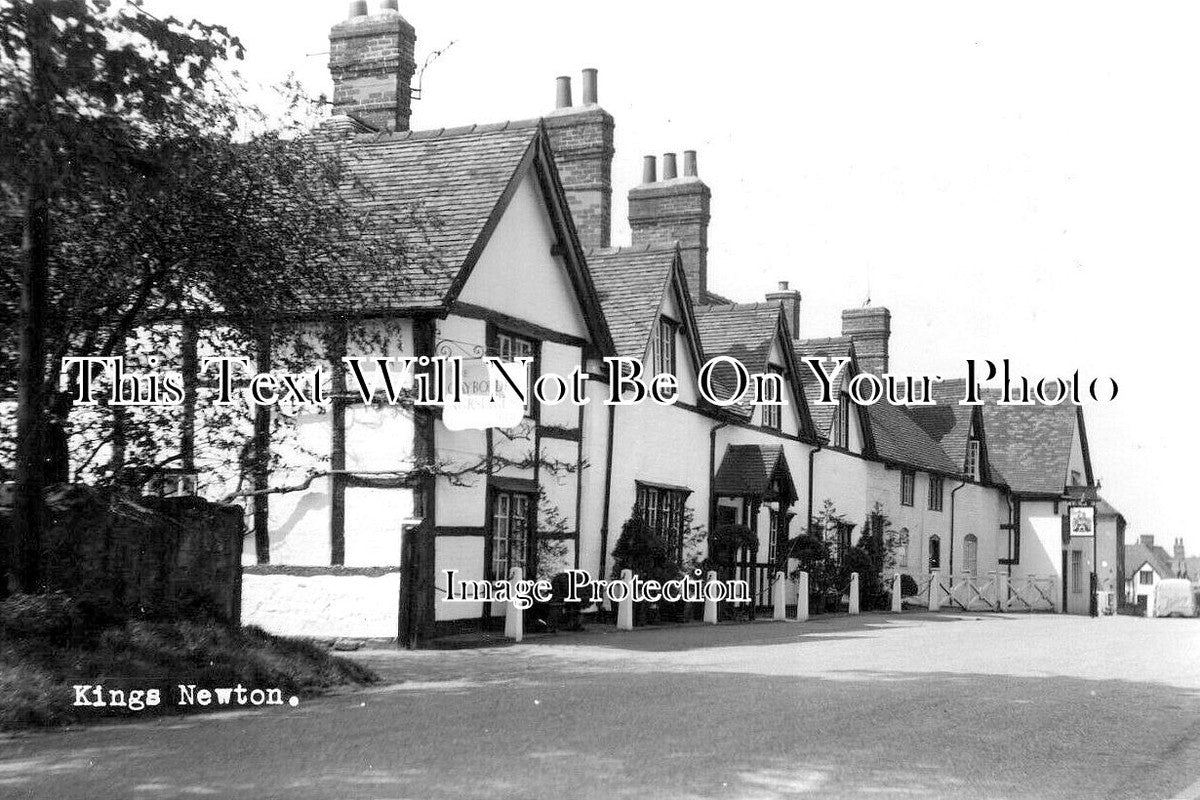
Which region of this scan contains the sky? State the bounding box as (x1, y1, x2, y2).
(148, 0, 1200, 555)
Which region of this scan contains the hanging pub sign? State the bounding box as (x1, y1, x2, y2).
(1067, 504, 1096, 538)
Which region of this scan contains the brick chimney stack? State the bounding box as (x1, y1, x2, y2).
(1175, 537, 1187, 575)
(544, 70, 616, 250)
(841, 306, 892, 374)
(628, 149, 711, 302)
(766, 281, 802, 338)
(328, 1, 417, 132)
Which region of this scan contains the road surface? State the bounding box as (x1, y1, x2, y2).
(1, 612, 1198, 799)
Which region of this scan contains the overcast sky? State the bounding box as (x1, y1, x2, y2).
(150, 0, 1200, 556)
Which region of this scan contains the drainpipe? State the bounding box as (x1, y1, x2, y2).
(1004, 488, 1016, 579)
(948, 478, 967, 580)
(807, 442, 823, 536)
(708, 420, 730, 537)
(598, 402, 616, 579)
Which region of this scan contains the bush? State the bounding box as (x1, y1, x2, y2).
(842, 546, 887, 609)
(900, 574, 919, 597)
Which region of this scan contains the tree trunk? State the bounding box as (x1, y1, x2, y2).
(12, 3, 55, 594)
(13, 182, 50, 594)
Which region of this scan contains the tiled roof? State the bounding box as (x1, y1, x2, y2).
(693, 303, 781, 371)
(793, 336, 856, 436)
(1125, 541, 1175, 579)
(586, 245, 677, 359)
(867, 403, 958, 474)
(298, 119, 542, 311)
(980, 400, 1081, 495)
(693, 303, 784, 418)
(713, 444, 795, 499)
(907, 379, 974, 474)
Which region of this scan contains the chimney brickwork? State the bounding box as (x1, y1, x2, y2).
(766, 281, 802, 337)
(544, 71, 615, 250)
(329, 4, 417, 132)
(841, 306, 892, 374)
(628, 151, 711, 302)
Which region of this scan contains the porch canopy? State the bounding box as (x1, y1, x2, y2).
(714, 444, 798, 512)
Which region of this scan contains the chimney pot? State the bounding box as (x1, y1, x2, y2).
(642, 155, 657, 184)
(662, 152, 678, 180)
(683, 150, 698, 177)
(778, 280, 789, 291)
(582, 68, 598, 104)
(555, 76, 572, 109)
(348, 0, 367, 16)
(379, 0, 399, 10)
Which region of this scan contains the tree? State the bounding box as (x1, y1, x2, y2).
(0, 1, 416, 591)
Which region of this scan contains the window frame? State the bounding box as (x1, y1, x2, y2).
(488, 325, 540, 419)
(928, 475, 944, 512)
(833, 393, 851, 448)
(900, 470, 916, 507)
(964, 533, 978, 576)
(928, 534, 942, 571)
(965, 439, 981, 481)
(650, 316, 678, 378)
(636, 482, 690, 565)
(760, 364, 783, 430)
(487, 489, 536, 582)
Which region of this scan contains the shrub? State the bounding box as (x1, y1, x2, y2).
(900, 573, 919, 597)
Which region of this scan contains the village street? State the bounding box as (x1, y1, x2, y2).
(1, 612, 1198, 800)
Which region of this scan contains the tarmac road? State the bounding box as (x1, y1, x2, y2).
(1, 612, 1198, 799)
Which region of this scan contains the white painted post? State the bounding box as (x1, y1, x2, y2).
(505, 567, 524, 642)
(617, 569, 634, 630)
(704, 570, 719, 624)
(996, 571, 1009, 612)
(772, 571, 787, 621)
(1146, 585, 1156, 618)
(796, 571, 809, 622)
(849, 572, 860, 615)
(929, 569, 941, 612)
(891, 573, 902, 613)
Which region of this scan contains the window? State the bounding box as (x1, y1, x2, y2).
(1071, 549, 1083, 594)
(637, 484, 688, 563)
(833, 394, 851, 448)
(964, 534, 978, 576)
(901, 470, 915, 507)
(928, 535, 941, 570)
(1139, 569, 1154, 586)
(965, 440, 981, 480)
(895, 528, 910, 568)
(761, 365, 782, 430)
(928, 475, 944, 512)
(489, 491, 532, 580)
(650, 317, 677, 378)
(495, 330, 536, 414)
(1070, 470, 1083, 487)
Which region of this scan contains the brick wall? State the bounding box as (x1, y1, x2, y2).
(545, 107, 615, 250)
(328, 13, 417, 132)
(629, 178, 711, 301)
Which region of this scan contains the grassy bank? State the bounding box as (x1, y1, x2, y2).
(0, 594, 377, 729)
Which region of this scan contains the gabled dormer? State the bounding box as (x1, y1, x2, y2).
(793, 336, 874, 454)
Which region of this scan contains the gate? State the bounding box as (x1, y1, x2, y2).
(902, 571, 1056, 613)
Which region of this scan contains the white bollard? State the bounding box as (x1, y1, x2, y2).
(849, 572, 860, 615)
(996, 571, 1009, 612)
(796, 571, 809, 622)
(891, 573, 902, 613)
(617, 569, 634, 630)
(1146, 586, 1155, 618)
(929, 569, 941, 612)
(505, 566, 524, 642)
(704, 570, 719, 624)
(772, 571, 787, 621)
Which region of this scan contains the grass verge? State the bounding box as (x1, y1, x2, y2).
(1, 618, 378, 730)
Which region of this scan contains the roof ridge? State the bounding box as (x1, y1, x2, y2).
(350, 117, 542, 143)
(586, 242, 678, 257)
